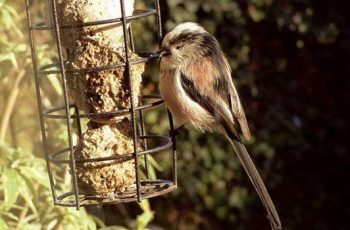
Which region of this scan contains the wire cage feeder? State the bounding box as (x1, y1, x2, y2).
(25, 0, 178, 209)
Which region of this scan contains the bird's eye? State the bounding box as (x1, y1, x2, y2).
(175, 45, 182, 50)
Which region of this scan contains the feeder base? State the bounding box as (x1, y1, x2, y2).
(55, 180, 176, 207)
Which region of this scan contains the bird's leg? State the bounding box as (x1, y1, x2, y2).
(169, 125, 185, 137)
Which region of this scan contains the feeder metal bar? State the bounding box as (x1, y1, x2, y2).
(49, 0, 80, 209)
(120, 0, 142, 203)
(24, 0, 58, 204)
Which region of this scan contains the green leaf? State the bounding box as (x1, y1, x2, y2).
(148, 156, 163, 172)
(0, 53, 18, 68)
(139, 200, 151, 213)
(23, 213, 39, 224)
(89, 215, 106, 228)
(2, 169, 19, 211)
(135, 200, 154, 230)
(3, 5, 18, 18)
(47, 75, 63, 96)
(19, 166, 50, 189)
(0, 211, 18, 221)
(0, 217, 8, 230)
(18, 172, 39, 205)
(46, 218, 58, 230)
(86, 217, 97, 230)
(1, 8, 12, 28)
(18, 175, 38, 216)
(100, 227, 129, 230)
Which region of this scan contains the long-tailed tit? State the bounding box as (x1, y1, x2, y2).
(159, 22, 282, 230)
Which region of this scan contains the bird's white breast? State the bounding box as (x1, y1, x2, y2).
(159, 62, 215, 130)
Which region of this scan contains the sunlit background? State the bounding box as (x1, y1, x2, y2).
(0, 0, 349, 229)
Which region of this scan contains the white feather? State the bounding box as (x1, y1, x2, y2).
(159, 65, 215, 131)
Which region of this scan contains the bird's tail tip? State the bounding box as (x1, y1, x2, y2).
(227, 137, 282, 230)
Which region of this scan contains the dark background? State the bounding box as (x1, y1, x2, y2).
(143, 0, 350, 229)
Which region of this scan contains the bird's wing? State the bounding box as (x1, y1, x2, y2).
(180, 56, 250, 141)
(181, 59, 281, 230)
(226, 79, 251, 141)
(180, 72, 241, 140)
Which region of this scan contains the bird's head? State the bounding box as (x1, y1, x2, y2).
(160, 22, 221, 65)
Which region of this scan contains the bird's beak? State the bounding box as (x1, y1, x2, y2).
(157, 48, 171, 58)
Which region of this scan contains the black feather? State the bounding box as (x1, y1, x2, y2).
(180, 72, 215, 116)
(180, 72, 242, 141)
(170, 32, 198, 46)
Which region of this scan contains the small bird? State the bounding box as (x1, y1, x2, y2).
(159, 22, 282, 230)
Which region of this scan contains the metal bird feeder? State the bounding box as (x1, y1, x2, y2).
(25, 0, 177, 209)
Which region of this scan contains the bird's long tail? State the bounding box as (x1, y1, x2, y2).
(227, 137, 282, 230)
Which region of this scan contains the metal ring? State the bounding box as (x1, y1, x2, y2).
(31, 9, 157, 31)
(55, 180, 177, 207)
(48, 135, 173, 164)
(42, 95, 164, 120)
(38, 51, 160, 76)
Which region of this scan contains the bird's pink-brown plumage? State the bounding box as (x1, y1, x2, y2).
(159, 22, 281, 230)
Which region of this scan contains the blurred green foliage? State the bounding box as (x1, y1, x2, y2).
(0, 1, 154, 229)
(1, 0, 349, 229)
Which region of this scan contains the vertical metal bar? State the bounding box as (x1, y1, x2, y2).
(49, 0, 80, 209)
(128, 24, 135, 52)
(25, 0, 58, 204)
(139, 101, 150, 179)
(155, 0, 177, 186)
(74, 106, 83, 139)
(167, 110, 177, 187)
(120, 0, 142, 202)
(128, 23, 151, 179)
(155, 0, 163, 47)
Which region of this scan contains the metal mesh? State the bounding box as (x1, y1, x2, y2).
(25, 0, 177, 209)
